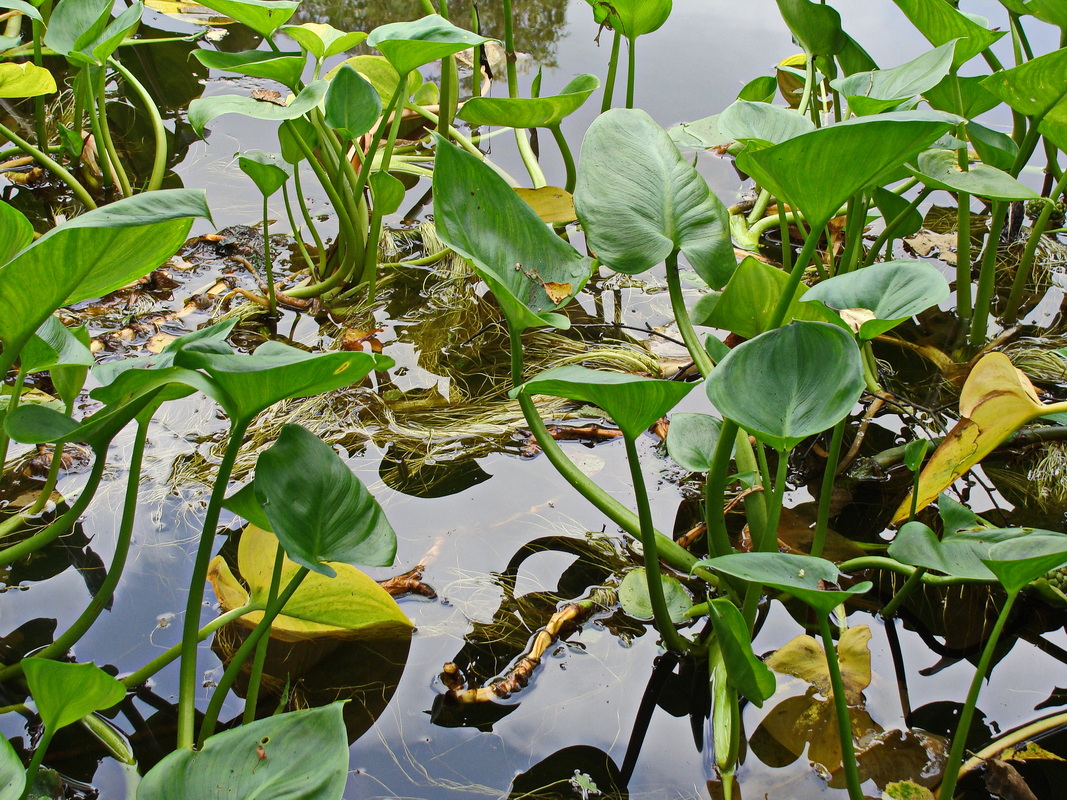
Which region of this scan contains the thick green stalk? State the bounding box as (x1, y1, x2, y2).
(0, 454, 106, 568)
(937, 590, 1019, 800)
(880, 567, 926, 619)
(863, 188, 931, 268)
(837, 194, 866, 276)
(0, 121, 96, 209)
(769, 228, 822, 329)
(1003, 169, 1067, 321)
(664, 251, 714, 377)
(0, 420, 148, 681)
(956, 191, 973, 321)
(624, 437, 694, 655)
(280, 183, 323, 281)
(242, 544, 284, 724)
(548, 123, 576, 193)
(704, 419, 740, 559)
(811, 418, 846, 558)
(746, 189, 772, 227)
(121, 604, 255, 688)
(502, 0, 519, 98)
(31, 18, 47, 152)
(20, 727, 56, 800)
(967, 200, 1009, 348)
(0, 366, 27, 467)
(799, 54, 817, 124)
(176, 418, 249, 750)
(819, 615, 864, 800)
(261, 196, 277, 315)
(601, 29, 622, 112)
(93, 66, 132, 197)
(625, 37, 636, 109)
(197, 566, 309, 744)
(109, 57, 166, 192)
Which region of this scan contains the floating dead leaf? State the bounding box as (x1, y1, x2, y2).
(542, 281, 573, 304)
(515, 186, 577, 224)
(251, 89, 286, 106)
(766, 625, 872, 704)
(892, 353, 1067, 522)
(146, 333, 176, 354)
(985, 758, 1039, 800)
(905, 231, 957, 266)
(144, 0, 232, 25)
(340, 327, 384, 354)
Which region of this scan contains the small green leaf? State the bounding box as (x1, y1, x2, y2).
(910, 149, 1040, 201)
(706, 598, 776, 706)
(872, 186, 924, 239)
(45, 0, 143, 65)
(324, 64, 381, 140)
(965, 122, 1019, 173)
(584, 0, 672, 40)
(137, 704, 349, 800)
(903, 439, 929, 472)
(191, 50, 305, 90)
(458, 74, 599, 128)
(737, 75, 778, 103)
(282, 22, 366, 59)
(0, 62, 56, 98)
(367, 14, 490, 77)
(50, 325, 92, 409)
(222, 482, 273, 532)
(0, 734, 25, 800)
(830, 41, 955, 116)
(801, 260, 950, 340)
(24, 658, 124, 733)
(188, 80, 329, 136)
(575, 108, 735, 288)
(888, 521, 1030, 581)
(512, 365, 695, 441)
(718, 100, 814, 145)
(194, 0, 298, 37)
(239, 150, 292, 197)
(706, 321, 864, 451)
(369, 171, 405, 216)
(924, 74, 1000, 119)
(776, 0, 846, 55)
(619, 568, 692, 624)
(20, 316, 93, 376)
(666, 412, 723, 473)
(254, 424, 397, 573)
(983, 534, 1067, 594)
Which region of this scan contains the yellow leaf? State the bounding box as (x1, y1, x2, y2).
(515, 186, 577, 224)
(891, 353, 1061, 522)
(208, 525, 412, 642)
(765, 625, 872, 705)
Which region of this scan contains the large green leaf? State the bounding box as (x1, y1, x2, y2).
(0, 62, 56, 98)
(1021, 0, 1067, 28)
(45, 0, 143, 65)
(910, 149, 1040, 201)
(513, 365, 694, 441)
(982, 47, 1067, 150)
(325, 55, 423, 105)
(458, 74, 599, 128)
(0, 735, 24, 800)
(0, 190, 210, 371)
(21, 316, 94, 375)
(23, 658, 124, 733)
(697, 553, 869, 616)
(666, 412, 723, 473)
(239, 150, 292, 197)
(575, 108, 735, 288)
(801, 260, 950, 340)
(888, 521, 1032, 581)
(696, 256, 841, 338)
(0, 200, 32, 265)
(172, 340, 391, 423)
(776, 0, 846, 55)
(924, 74, 1000, 119)
(324, 64, 381, 140)
(191, 49, 305, 90)
(137, 703, 349, 800)
(254, 424, 397, 573)
(188, 80, 328, 136)
(705, 321, 864, 451)
(706, 598, 776, 707)
(194, 0, 298, 37)
(717, 100, 814, 146)
(984, 534, 1067, 594)
(367, 14, 489, 76)
(736, 111, 955, 227)
(584, 0, 671, 40)
(431, 136, 591, 333)
(619, 568, 692, 623)
(965, 122, 1019, 172)
(830, 41, 955, 116)
(890, 0, 1006, 69)
(282, 22, 366, 59)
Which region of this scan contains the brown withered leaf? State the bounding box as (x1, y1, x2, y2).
(251, 89, 286, 106)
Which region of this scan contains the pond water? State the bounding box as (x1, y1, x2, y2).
(4, 1, 1067, 799)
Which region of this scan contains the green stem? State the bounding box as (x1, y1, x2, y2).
(20, 727, 56, 800)
(863, 188, 932, 268)
(956, 191, 973, 322)
(31, 18, 47, 152)
(836, 556, 988, 585)
(261, 195, 277, 315)
(198, 566, 309, 744)
(0, 420, 148, 681)
(121, 604, 256, 689)
(837, 193, 866, 276)
(746, 188, 772, 227)
(811, 419, 846, 558)
(799, 53, 817, 124)
(0, 366, 27, 467)
(769, 227, 822, 329)
(705, 419, 740, 559)
(109, 57, 166, 192)
(0, 121, 96, 209)
(242, 544, 284, 725)
(601, 29, 621, 113)
(880, 567, 926, 619)
(502, 0, 519, 99)
(1003, 168, 1067, 322)
(176, 418, 249, 750)
(625, 36, 636, 109)
(665, 251, 715, 377)
(937, 590, 1019, 800)
(968, 200, 1009, 348)
(93, 66, 132, 197)
(548, 123, 576, 194)
(280, 182, 322, 280)
(819, 615, 864, 800)
(0, 453, 106, 568)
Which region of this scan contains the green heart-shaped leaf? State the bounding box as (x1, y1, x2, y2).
(369, 171, 405, 216)
(194, 0, 298, 37)
(24, 658, 124, 733)
(575, 108, 735, 288)
(367, 14, 490, 76)
(254, 424, 397, 573)
(188, 80, 328, 136)
(324, 64, 381, 140)
(776, 0, 846, 55)
(619, 568, 692, 623)
(666, 412, 724, 473)
(282, 22, 366, 59)
(888, 521, 1031, 581)
(20, 316, 93, 375)
(706, 321, 864, 451)
(512, 365, 695, 440)
(584, 0, 672, 40)
(239, 150, 292, 197)
(924, 74, 1000, 119)
(137, 703, 349, 800)
(718, 100, 814, 146)
(192, 50, 305, 90)
(982, 46, 1067, 150)
(458, 73, 600, 128)
(984, 534, 1067, 593)
(889, 0, 1006, 69)
(801, 260, 950, 340)
(910, 149, 1040, 201)
(830, 41, 955, 116)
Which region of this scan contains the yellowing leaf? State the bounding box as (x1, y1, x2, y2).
(208, 525, 412, 642)
(839, 307, 876, 335)
(144, 0, 232, 25)
(1001, 741, 1066, 762)
(0, 63, 57, 99)
(515, 186, 577, 224)
(541, 281, 573, 304)
(892, 353, 1067, 522)
(766, 625, 871, 704)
